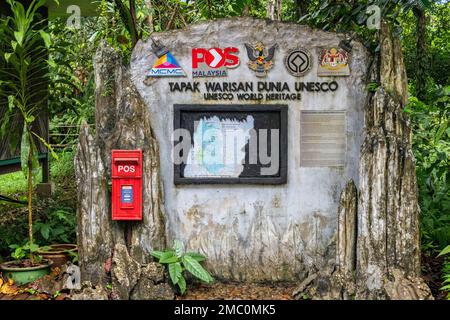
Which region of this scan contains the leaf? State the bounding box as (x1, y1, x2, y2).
(12, 247, 25, 260)
(173, 239, 184, 258)
(4, 52, 12, 62)
(14, 31, 24, 46)
(20, 126, 40, 180)
(40, 224, 50, 240)
(28, 243, 40, 252)
(21, 125, 31, 179)
(7, 95, 15, 112)
(39, 30, 51, 48)
(177, 275, 186, 294)
(168, 262, 182, 285)
(438, 245, 450, 257)
(434, 122, 448, 144)
(31, 131, 59, 160)
(182, 255, 213, 283)
(159, 251, 178, 264)
(185, 252, 206, 262)
(150, 250, 164, 260)
(26, 115, 35, 123)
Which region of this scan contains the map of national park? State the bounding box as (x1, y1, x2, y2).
(184, 115, 255, 178)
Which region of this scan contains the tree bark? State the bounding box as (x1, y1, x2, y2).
(276, 0, 282, 21)
(294, 21, 433, 300)
(74, 41, 171, 299)
(336, 181, 357, 275)
(414, 7, 427, 101)
(267, 0, 275, 20)
(145, 0, 153, 33)
(353, 20, 432, 300)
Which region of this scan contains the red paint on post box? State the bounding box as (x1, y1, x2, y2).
(111, 150, 142, 221)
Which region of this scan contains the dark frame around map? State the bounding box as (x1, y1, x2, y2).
(173, 104, 288, 185)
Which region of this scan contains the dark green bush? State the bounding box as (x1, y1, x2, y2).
(405, 86, 450, 253)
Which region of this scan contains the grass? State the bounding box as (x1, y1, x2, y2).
(0, 169, 42, 196)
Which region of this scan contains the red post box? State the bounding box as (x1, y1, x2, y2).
(111, 150, 142, 221)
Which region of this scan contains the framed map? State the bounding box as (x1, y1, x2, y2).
(173, 104, 287, 184)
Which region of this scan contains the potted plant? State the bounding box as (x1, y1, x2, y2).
(37, 244, 78, 267)
(0, 0, 57, 284)
(1, 243, 52, 285)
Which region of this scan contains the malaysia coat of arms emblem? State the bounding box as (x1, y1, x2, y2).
(317, 47, 350, 76)
(244, 42, 278, 77)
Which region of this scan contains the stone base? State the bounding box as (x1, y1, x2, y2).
(36, 182, 54, 197)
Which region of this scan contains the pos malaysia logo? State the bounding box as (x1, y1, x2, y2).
(192, 47, 239, 77)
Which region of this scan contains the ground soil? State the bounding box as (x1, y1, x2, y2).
(177, 281, 297, 300)
(421, 252, 446, 300)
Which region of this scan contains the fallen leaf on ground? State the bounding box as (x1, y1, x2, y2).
(0, 279, 20, 295)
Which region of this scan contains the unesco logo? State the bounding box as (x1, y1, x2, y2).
(284, 48, 312, 77)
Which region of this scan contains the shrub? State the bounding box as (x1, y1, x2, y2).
(438, 246, 450, 300)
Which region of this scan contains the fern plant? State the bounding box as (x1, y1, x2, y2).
(438, 245, 450, 300)
(151, 240, 213, 294)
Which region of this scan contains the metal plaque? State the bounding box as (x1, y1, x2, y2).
(300, 111, 346, 167)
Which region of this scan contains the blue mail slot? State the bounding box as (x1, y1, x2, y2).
(121, 185, 133, 204)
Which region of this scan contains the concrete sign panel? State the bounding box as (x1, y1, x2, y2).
(131, 18, 369, 281)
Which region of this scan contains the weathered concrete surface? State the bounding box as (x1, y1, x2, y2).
(75, 41, 172, 299)
(131, 17, 370, 281)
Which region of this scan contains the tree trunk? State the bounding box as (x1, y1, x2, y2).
(353, 20, 431, 300)
(296, 0, 308, 21)
(267, 0, 275, 20)
(145, 0, 153, 33)
(276, 0, 282, 21)
(74, 41, 171, 300)
(414, 7, 427, 101)
(242, 4, 249, 16)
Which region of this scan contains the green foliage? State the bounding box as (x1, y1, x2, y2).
(9, 242, 46, 263)
(405, 86, 450, 252)
(151, 240, 213, 294)
(0, 0, 55, 164)
(67, 250, 79, 264)
(367, 82, 380, 92)
(48, 17, 97, 132)
(0, 0, 60, 264)
(50, 150, 75, 185)
(402, 2, 450, 90)
(438, 245, 450, 300)
(34, 208, 76, 244)
(0, 170, 41, 195)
